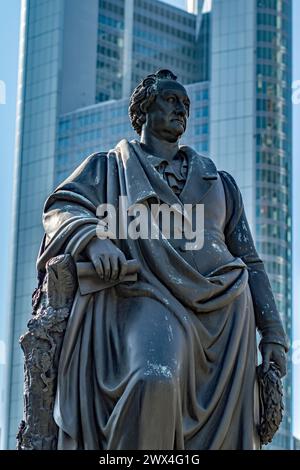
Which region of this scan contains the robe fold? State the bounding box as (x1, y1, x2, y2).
(37, 139, 288, 450)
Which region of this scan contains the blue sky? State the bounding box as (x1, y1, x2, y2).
(0, 0, 299, 440)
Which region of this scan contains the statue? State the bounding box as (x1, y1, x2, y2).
(18, 70, 288, 450)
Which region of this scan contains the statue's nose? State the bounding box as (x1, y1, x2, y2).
(175, 102, 186, 116)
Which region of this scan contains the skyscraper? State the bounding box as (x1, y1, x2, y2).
(209, 1, 293, 448)
(5, 0, 292, 449)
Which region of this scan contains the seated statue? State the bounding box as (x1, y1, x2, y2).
(30, 70, 288, 450)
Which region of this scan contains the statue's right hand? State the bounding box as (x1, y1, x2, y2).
(85, 237, 128, 282)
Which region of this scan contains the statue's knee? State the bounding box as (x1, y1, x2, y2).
(137, 364, 178, 392)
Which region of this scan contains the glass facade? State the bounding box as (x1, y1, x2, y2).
(56, 100, 135, 184)
(131, 0, 200, 86)
(96, 0, 125, 101)
(96, 0, 205, 102)
(255, 0, 293, 450)
(210, 0, 256, 226)
(210, 0, 293, 449)
(6, 0, 64, 449)
(6, 0, 292, 450)
(196, 9, 211, 81)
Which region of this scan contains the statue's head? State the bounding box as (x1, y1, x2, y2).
(129, 69, 190, 142)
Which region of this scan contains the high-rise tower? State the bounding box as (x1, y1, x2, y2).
(5, 0, 292, 449)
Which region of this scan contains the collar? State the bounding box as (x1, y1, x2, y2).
(114, 139, 218, 209)
(145, 149, 185, 166)
(146, 154, 167, 169)
(178, 144, 218, 205)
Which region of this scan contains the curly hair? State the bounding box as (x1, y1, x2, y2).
(128, 69, 178, 135)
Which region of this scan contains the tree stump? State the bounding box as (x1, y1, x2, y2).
(17, 254, 77, 450)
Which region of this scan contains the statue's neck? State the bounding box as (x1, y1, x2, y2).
(140, 131, 180, 163)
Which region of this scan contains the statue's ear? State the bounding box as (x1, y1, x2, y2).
(140, 102, 148, 114)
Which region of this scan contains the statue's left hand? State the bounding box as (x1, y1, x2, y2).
(261, 342, 287, 378)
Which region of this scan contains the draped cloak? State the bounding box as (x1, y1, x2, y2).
(37, 139, 288, 450)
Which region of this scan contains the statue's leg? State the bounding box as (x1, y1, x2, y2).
(107, 296, 187, 450)
(18, 255, 77, 450)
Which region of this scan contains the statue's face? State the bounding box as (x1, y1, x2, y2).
(144, 80, 190, 143)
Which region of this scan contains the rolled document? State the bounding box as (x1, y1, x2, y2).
(76, 259, 139, 295)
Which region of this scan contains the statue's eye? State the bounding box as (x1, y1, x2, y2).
(167, 96, 175, 103)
